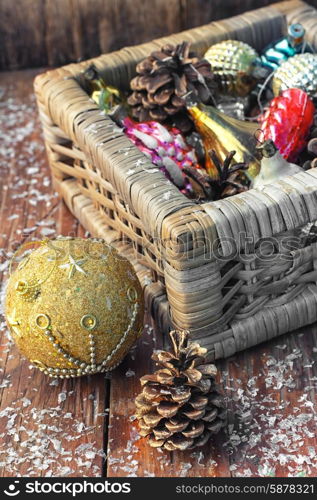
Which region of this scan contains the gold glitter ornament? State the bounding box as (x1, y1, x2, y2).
(204, 40, 258, 96)
(272, 53, 317, 97)
(187, 104, 260, 179)
(5, 237, 144, 378)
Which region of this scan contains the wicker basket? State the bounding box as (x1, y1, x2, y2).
(35, 0, 317, 360)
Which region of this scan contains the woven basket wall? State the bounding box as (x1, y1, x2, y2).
(35, 0, 317, 360)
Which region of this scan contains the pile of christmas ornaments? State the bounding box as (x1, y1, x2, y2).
(7, 25, 317, 382)
(85, 23, 317, 200)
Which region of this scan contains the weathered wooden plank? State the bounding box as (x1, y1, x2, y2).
(224, 327, 317, 477)
(0, 69, 107, 477)
(107, 323, 317, 477)
(2, 0, 316, 70)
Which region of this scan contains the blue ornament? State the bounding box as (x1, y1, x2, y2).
(259, 23, 312, 71)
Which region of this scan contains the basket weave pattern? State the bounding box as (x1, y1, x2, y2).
(35, 0, 317, 360)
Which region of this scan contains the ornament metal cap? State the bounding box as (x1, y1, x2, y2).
(256, 139, 278, 158)
(288, 23, 305, 47)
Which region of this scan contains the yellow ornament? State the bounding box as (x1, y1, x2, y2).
(204, 40, 258, 96)
(187, 104, 260, 179)
(5, 237, 144, 378)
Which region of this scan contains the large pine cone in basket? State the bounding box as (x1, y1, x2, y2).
(135, 330, 227, 451)
(128, 42, 216, 133)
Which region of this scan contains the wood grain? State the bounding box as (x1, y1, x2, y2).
(2, 0, 317, 70)
(107, 323, 317, 477)
(0, 69, 316, 477)
(0, 70, 107, 477)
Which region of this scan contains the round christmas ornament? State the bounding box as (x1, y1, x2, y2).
(272, 53, 317, 97)
(204, 40, 258, 96)
(259, 88, 315, 162)
(5, 238, 144, 378)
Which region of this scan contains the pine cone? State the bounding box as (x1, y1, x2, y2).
(128, 42, 216, 133)
(303, 113, 317, 170)
(184, 150, 250, 201)
(305, 137, 317, 169)
(135, 330, 226, 451)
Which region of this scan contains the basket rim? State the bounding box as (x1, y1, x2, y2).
(34, 0, 317, 256)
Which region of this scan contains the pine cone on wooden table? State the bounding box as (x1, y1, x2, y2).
(135, 330, 226, 451)
(305, 137, 317, 169)
(128, 42, 216, 133)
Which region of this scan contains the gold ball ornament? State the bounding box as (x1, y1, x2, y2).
(204, 40, 258, 96)
(272, 53, 317, 97)
(5, 238, 144, 378)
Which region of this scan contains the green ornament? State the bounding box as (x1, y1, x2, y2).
(204, 40, 258, 97)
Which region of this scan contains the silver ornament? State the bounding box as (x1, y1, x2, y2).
(216, 95, 249, 120)
(273, 53, 317, 97)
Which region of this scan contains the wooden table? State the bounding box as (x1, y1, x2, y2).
(0, 69, 316, 478)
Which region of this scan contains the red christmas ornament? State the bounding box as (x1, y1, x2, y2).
(259, 88, 315, 162)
